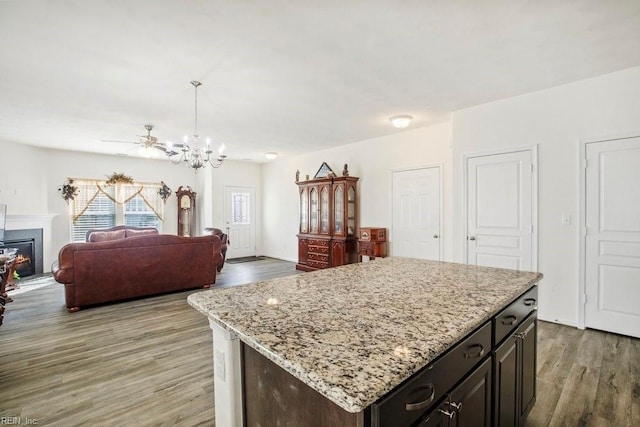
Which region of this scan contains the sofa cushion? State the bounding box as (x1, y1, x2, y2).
(125, 228, 158, 238)
(88, 229, 126, 242)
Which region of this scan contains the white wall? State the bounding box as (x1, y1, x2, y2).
(0, 138, 263, 272)
(262, 122, 453, 262)
(203, 160, 263, 253)
(452, 65, 640, 326)
(0, 142, 202, 271)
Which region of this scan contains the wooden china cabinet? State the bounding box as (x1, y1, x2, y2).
(296, 163, 359, 272)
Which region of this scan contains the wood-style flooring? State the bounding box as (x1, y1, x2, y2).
(525, 318, 639, 427)
(1, 258, 638, 426)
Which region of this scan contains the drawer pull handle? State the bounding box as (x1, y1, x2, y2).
(405, 384, 435, 411)
(501, 315, 517, 326)
(438, 408, 455, 419)
(463, 344, 485, 359)
(523, 298, 536, 307)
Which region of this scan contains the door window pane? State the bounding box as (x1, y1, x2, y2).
(232, 192, 250, 225)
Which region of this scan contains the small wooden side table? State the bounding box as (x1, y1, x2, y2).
(358, 227, 387, 261)
(358, 241, 387, 261)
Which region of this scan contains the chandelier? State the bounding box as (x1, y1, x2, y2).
(166, 81, 227, 170)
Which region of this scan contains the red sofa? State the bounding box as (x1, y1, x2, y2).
(203, 227, 228, 272)
(52, 230, 222, 312)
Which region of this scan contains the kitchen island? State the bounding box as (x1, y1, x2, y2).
(188, 257, 543, 427)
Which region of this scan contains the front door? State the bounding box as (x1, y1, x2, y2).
(585, 136, 640, 338)
(391, 166, 442, 260)
(465, 149, 535, 271)
(224, 186, 256, 259)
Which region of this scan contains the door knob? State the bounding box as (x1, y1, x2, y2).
(433, 234, 439, 239)
(468, 236, 476, 241)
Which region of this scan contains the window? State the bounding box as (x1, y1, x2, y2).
(231, 192, 250, 225)
(71, 190, 116, 242)
(125, 195, 161, 228)
(70, 179, 164, 242)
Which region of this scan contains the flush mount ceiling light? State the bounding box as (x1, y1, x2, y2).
(265, 152, 278, 160)
(389, 115, 413, 129)
(165, 81, 227, 171)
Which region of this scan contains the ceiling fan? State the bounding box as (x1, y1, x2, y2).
(102, 124, 176, 155)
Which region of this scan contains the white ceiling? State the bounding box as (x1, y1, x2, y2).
(1, 0, 640, 162)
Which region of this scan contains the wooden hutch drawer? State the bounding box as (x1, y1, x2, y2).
(307, 259, 329, 269)
(308, 253, 329, 262)
(308, 239, 329, 247)
(309, 245, 329, 255)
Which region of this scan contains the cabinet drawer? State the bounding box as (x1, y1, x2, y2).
(493, 287, 538, 346)
(371, 321, 491, 427)
(308, 239, 329, 247)
(308, 253, 328, 262)
(359, 242, 374, 255)
(361, 246, 374, 256)
(308, 245, 329, 255)
(307, 259, 328, 269)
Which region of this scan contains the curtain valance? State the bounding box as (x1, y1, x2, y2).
(71, 179, 164, 224)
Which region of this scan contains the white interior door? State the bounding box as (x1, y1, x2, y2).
(466, 149, 535, 271)
(391, 167, 442, 260)
(585, 137, 640, 338)
(224, 186, 256, 259)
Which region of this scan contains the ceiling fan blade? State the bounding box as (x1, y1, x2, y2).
(101, 139, 137, 144)
(153, 145, 179, 156)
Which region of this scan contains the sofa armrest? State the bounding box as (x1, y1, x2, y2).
(52, 243, 76, 284)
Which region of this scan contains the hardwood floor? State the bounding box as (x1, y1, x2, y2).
(0, 258, 301, 426)
(1, 259, 638, 426)
(525, 320, 640, 427)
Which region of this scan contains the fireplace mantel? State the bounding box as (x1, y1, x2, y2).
(6, 214, 58, 229)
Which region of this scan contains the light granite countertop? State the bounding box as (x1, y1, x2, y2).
(187, 257, 542, 413)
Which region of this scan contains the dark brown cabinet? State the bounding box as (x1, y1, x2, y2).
(371, 322, 492, 427)
(494, 312, 537, 427)
(417, 358, 492, 427)
(296, 174, 359, 271)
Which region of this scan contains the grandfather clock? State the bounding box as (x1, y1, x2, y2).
(176, 186, 196, 237)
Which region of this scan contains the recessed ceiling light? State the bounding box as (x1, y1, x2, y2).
(265, 152, 278, 160)
(389, 115, 413, 128)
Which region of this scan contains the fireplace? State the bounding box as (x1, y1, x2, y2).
(2, 228, 44, 277)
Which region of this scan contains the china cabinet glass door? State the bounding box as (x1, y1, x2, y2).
(320, 186, 329, 234)
(300, 188, 308, 233)
(334, 185, 344, 235)
(310, 188, 318, 233)
(347, 185, 356, 236)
